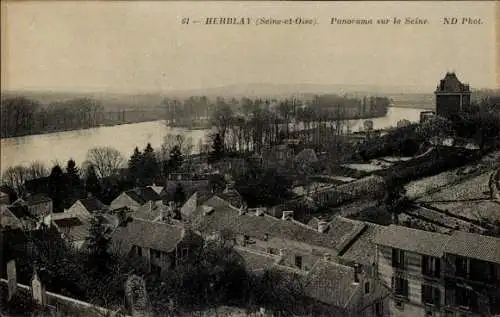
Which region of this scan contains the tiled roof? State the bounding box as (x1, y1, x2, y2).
(371, 225, 450, 257)
(79, 197, 105, 212)
(445, 231, 500, 264)
(6, 205, 32, 220)
(53, 217, 91, 242)
(125, 187, 161, 205)
(303, 259, 360, 308)
(110, 218, 185, 254)
(132, 201, 163, 221)
(234, 247, 279, 273)
(372, 225, 500, 263)
(436, 72, 470, 93)
(26, 194, 52, 205)
(340, 223, 385, 267)
(196, 196, 341, 252)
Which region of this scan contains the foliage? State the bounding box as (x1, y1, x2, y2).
(84, 165, 102, 197)
(173, 183, 187, 206)
(235, 165, 293, 207)
(48, 165, 67, 212)
(128, 147, 143, 185)
(86, 216, 111, 271)
(1, 97, 104, 138)
(1, 162, 50, 194)
(208, 133, 225, 163)
(86, 147, 125, 178)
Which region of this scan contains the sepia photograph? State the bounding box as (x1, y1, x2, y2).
(1, 1, 499, 317)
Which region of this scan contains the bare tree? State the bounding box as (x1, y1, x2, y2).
(1, 165, 29, 194)
(26, 161, 49, 179)
(86, 147, 125, 178)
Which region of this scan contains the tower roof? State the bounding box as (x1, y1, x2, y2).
(435, 72, 470, 93)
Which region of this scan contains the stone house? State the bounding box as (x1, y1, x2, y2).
(110, 187, 162, 211)
(110, 218, 202, 275)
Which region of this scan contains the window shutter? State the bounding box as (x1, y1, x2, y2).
(404, 279, 409, 297)
(435, 258, 441, 277)
(392, 249, 397, 267)
(391, 277, 394, 290)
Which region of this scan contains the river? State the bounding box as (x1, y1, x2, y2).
(0, 106, 428, 173)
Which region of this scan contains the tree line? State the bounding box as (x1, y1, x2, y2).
(203, 95, 390, 156)
(0, 97, 105, 138)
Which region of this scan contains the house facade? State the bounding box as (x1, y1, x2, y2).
(373, 225, 500, 317)
(110, 218, 202, 275)
(110, 188, 162, 211)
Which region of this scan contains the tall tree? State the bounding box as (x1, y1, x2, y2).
(173, 183, 186, 206)
(66, 159, 80, 184)
(84, 164, 101, 196)
(167, 145, 184, 173)
(142, 143, 160, 184)
(48, 165, 66, 212)
(209, 133, 224, 163)
(86, 147, 125, 178)
(86, 215, 111, 272)
(128, 147, 143, 185)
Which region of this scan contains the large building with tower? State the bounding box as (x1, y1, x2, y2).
(434, 72, 471, 118)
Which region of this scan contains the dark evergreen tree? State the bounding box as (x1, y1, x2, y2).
(173, 183, 186, 206)
(66, 159, 80, 184)
(168, 145, 183, 172)
(86, 215, 111, 272)
(128, 147, 143, 185)
(142, 143, 160, 184)
(84, 165, 101, 196)
(209, 133, 224, 163)
(48, 165, 66, 212)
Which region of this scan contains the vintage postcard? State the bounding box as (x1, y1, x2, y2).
(1, 1, 499, 317)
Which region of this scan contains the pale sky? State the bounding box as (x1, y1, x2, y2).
(1, 1, 498, 93)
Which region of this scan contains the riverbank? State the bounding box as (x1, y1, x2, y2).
(0, 118, 162, 140)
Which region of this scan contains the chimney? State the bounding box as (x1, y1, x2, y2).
(318, 220, 329, 233)
(353, 263, 361, 284)
(282, 210, 294, 221)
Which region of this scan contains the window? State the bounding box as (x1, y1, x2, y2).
(421, 283, 441, 306)
(132, 245, 143, 257)
(375, 302, 383, 317)
(365, 282, 370, 294)
(151, 264, 161, 276)
(295, 255, 303, 269)
(181, 248, 189, 259)
(151, 249, 162, 260)
(422, 256, 441, 278)
(392, 249, 405, 269)
(456, 286, 471, 309)
(393, 276, 409, 298)
(455, 256, 469, 278)
(243, 235, 250, 246)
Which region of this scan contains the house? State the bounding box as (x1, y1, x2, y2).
(192, 196, 362, 272)
(303, 259, 389, 317)
(372, 225, 500, 317)
(294, 148, 319, 166)
(109, 187, 162, 211)
(0, 204, 38, 230)
(66, 196, 106, 216)
(110, 218, 202, 275)
(12, 194, 53, 219)
(52, 216, 92, 250)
